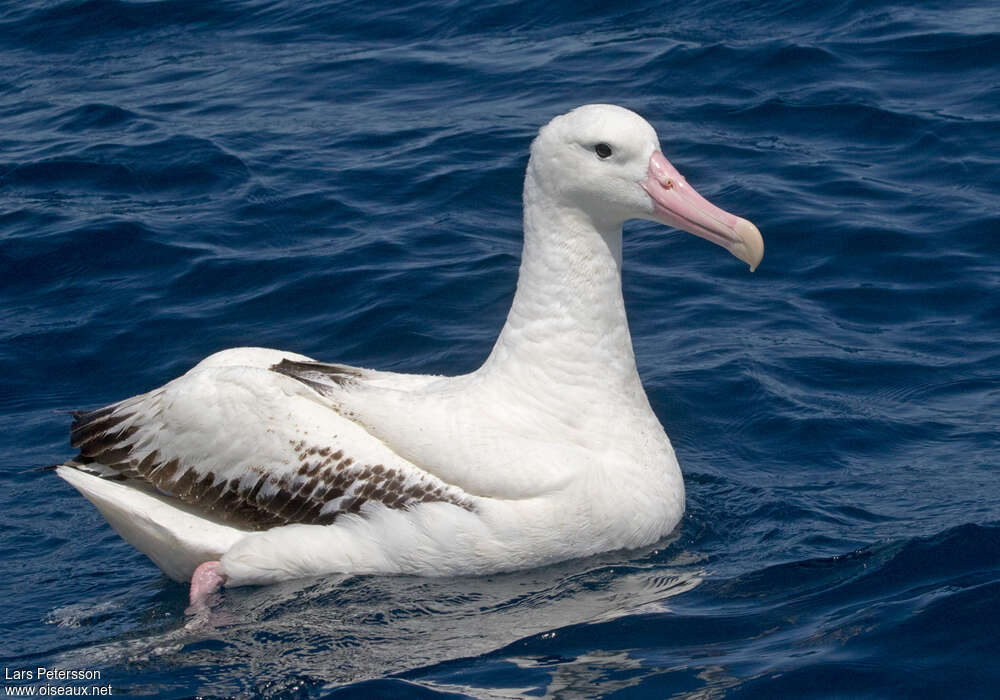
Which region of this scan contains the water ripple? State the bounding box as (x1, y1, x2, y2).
(1, 0, 997, 697)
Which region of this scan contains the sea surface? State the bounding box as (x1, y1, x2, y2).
(2, 0, 998, 697)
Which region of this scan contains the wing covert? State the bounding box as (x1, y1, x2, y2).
(68, 365, 476, 531)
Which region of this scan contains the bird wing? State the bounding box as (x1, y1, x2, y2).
(67, 361, 476, 532)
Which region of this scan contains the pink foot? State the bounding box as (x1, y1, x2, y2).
(188, 560, 226, 611)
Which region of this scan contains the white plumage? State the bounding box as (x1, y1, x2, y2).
(57, 104, 762, 597)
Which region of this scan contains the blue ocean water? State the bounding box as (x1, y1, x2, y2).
(2, 0, 998, 696)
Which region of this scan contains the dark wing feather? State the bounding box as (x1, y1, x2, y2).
(65, 374, 475, 532)
(269, 359, 364, 398)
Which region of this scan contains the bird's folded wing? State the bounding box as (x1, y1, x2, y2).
(67, 364, 476, 531)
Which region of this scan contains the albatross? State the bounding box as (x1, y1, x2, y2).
(56, 104, 763, 609)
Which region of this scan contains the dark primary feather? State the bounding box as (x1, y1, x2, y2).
(65, 394, 475, 531)
(270, 359, 363, 398)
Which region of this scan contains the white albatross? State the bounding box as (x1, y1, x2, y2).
(56, 104, 763, 608)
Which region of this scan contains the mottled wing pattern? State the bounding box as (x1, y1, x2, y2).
(68, 370, 475, 531)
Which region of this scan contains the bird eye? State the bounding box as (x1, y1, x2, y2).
(594, 143, 613, 159)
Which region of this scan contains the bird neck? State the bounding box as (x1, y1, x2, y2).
(480, 175, 643, 399)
